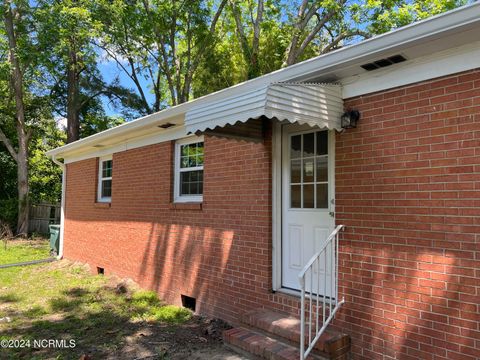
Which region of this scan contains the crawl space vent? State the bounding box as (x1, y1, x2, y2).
(181, 295, 196, 311)
(361, 55, 406, 71)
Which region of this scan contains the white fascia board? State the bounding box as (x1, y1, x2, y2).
(342, 41, 480, 99)
(47, 2, 480, 158)
(63, 125, 188, 164)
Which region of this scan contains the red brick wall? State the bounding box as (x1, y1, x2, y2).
(64, 69, 480, 359)
(64, 125, 300, 323)
(336, 69, 480, 360)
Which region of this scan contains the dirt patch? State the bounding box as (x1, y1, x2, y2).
(101, 316, 246, 360)
(1, 260, 249, 359)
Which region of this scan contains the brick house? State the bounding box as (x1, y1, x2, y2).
(47, 4, 480, 360)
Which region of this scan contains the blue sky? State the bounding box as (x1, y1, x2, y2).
(98, 56, 154, 117)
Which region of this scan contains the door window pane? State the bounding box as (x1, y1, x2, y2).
(316, 184, 328, 208)
(316, 157, 328, 182)
(303, 184, 314, 208)
(291, 135, 301, 159)
(303, 133, 315, 157)
(291, 185, 301, 208)
(291, 159, 301, 183)
(317, 131, 328, 155)
(303, 158, 314, 182)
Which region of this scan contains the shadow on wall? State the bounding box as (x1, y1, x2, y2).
(334, 231, 479, 360)
(63, 131, 273, 323)
(138, 221, 235, 318)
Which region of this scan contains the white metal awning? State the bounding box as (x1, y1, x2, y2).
(185, 83, 343, 134)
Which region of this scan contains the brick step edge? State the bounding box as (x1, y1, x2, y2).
(223, 327, 327, 360)
(241, 309, 350, 355)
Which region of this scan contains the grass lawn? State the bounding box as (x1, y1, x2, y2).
(0, 249, 236, 360)
(0, 239, 51, 265)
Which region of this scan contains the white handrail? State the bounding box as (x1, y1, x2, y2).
(299, 225, 345, 360)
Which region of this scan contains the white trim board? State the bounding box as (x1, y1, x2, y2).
(173, 135, 204, 204)
(272, 122, 282, 291)
(63, 126, 189, 164)
(342, 40, 480, 99)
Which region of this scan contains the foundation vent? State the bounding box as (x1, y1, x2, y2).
(181, 295, 196, 311)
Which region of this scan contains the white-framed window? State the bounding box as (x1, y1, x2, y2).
(174, 136, 204, 203)
(97, 155, 113, 202)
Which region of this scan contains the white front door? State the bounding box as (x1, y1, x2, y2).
(281, 124, 335, 293)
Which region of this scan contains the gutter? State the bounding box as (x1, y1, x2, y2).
(51, 155, 66, 260)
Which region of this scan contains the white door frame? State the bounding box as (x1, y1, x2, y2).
(271, 122, 336, 292)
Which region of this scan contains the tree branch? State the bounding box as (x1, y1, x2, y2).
(320, 30, 370, 54)
(288, 0, 347, 65)
(0, 126, 18, 163)
(189, 0, 228, 75)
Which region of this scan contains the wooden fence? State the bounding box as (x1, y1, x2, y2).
(28, 202, 60, 235)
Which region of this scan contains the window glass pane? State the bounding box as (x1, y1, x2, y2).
(180, 170, 203, 195)
(102, 160, 112, 178)
(316, 184, 328, 208)
(303, 158, 314, 183)
(316, 157, 328, 182)
(180, 142, 204, 169)
(187, 143, 197, 156)
(102, 179, 112, 198)
(181, 145, 189, 157)
(190, 182, 198, 195)
(303, 184, 314, 208)
(196, 142, 204, 156)
(291, 135, 301, 159)
(316, 131, 328, 155)
(291, 159, 301, 183)
(188, 156, 197, 167)
(303, 133, 315, 157)
(291, 185, 301, 208)
(181, 181, 189, 195)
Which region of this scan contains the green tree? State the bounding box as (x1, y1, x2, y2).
(36, 0, 140, 142)
(29, 119, 65, 204)
(97, 0, 228, 110)
(220, 0, 468, 81)
(0, 0, 36, 236)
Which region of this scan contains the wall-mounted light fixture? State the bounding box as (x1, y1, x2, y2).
(341, 110, 360, 129)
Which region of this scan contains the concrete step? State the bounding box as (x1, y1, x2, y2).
(224, 326, 322, 360)
(240, 308, 350, 359)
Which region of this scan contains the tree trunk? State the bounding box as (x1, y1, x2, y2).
(66, 47, 80, 143)
(16, 137, 29, 235)
(3, 0, 30, 236)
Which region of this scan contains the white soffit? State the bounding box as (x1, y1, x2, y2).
(185, 83, 343, 133)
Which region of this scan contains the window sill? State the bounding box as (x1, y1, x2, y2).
(169, 202, 202, 211)
(94, 202, 111, 209)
